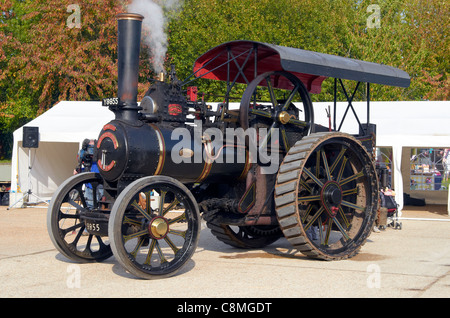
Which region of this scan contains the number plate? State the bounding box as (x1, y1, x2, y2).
(84, 220, 108, 236)
(102, 97, 119, 107)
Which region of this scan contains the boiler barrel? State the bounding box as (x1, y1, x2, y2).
(96, 121, 251, 183)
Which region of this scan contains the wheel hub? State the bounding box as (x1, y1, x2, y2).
(321, 181, 342, 217)
(149, 216, 169, 239)
(278, 111, 291, 124)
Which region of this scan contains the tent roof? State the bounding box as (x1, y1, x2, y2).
(312, 101, 450, 148)
(193, 40, 410, 93)
(14, 101, 114, 143)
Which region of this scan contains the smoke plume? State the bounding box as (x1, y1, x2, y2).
(127, 0, 184, 75)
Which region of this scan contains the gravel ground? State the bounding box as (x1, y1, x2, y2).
(0, 204, 449, 299)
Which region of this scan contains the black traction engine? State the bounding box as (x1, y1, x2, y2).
(47, 13, 410, 279)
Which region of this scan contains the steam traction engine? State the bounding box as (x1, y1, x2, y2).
(47, 13, 410, 279)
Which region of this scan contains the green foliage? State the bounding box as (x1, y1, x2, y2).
(167, 0, 448, 102)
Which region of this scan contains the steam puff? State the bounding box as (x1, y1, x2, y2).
(127, 0, 184, 74)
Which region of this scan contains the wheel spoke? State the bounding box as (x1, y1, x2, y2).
(258, 121, 278, 152)
(338, 206, 351, 228)
(95, 236, 108, 250)
(164, 236, 180, 254)
(59, 211, 80, 219)
(83, 235, 94, 254)
(341, 200, 365, 211)
(123, 229, 149, 243)
(297, 194, 320, 202)
(336, 156, 348, 182)
(162, 197, 180, 216)
(304, 206, 324, 231)
(67, 198, 86, 212)
(75, 186, 88, 209)
(303, 167, 324, 187)
(324, 218, 332, 245)
(130, 237, 146, 257)
(123, 216, 142, 227)
(301, 204, 314, 223)
(340, 171, 364, 186)
(70, 224, 84, 245)
(168, 212, 186, 225)
(131, 200, 152, 221)
(250, 109, 272, 119)
(61, 222, 83, 236)
(281, 85, 300, 111)
(158, 190, 167, 216)
(265, 76, 278, 107)
(321, 150, 331, 181)
(315, 150, 321, 177)
(330, 147, 347, 175)
(169, 229, 187, 239)
(155, 240, 168, 264)
(299, 179, 313, 193)
(287, 118, 308, 128)
(145, 239, 157, 265)
(280, 125, 290, 152)
(331, 216, 350, 241)
(145, 191, 151, 215)
(91, 183, 98, 208)
(249, 109, 272, 118)
(342, 187, 358, 196)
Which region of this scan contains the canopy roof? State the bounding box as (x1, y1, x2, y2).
(193, 41, 410, 93)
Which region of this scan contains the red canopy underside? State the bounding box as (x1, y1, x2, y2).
(192, 41, 410, 94)
(193, 41, 326, 94)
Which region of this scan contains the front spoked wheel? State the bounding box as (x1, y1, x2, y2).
(109, 176, 200, 279)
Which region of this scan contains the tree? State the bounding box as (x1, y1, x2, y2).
(167, 0, 448, 102)
(0, 0, 127, 158)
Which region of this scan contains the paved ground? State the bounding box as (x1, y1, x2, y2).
(0, 204, 449, 299)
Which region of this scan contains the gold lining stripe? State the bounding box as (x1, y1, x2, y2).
(238, 150, 252, 180)
(150, 124, 165, 175)
(117, 13, 144, 21)
(196, 137, 213, 182)
(238, 182, 256, 213)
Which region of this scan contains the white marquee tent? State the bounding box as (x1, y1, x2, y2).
(9, 101, 113, 205)
(9, 100, 450, 213)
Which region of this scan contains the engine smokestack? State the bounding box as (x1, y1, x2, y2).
(116, 13, 144, 121)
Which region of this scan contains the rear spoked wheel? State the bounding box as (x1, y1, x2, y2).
(109, 176, 200, 279)
(206, 222, 282, 249)
(275, 132, 378, 260)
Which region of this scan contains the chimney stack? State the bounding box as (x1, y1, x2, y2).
(116, 13, 144, 122)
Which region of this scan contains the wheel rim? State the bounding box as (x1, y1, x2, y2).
(47, 173, 112, 262)
(239, 71, 314, 154)
(109, 176, 200, 279)
(275, 133, 378, 260)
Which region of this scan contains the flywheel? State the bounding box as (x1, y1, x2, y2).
(274, 132, 378, 260)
